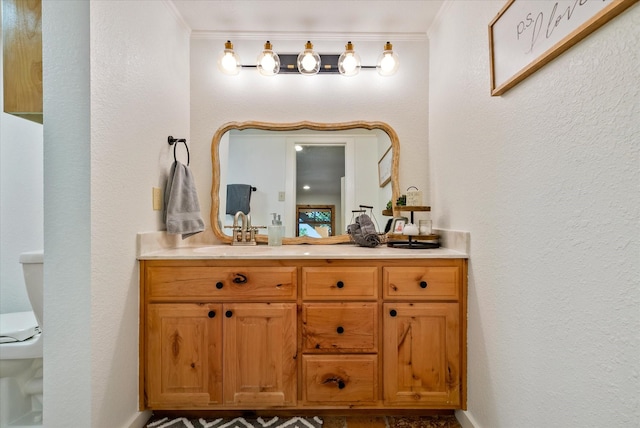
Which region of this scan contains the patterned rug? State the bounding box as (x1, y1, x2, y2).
(146, 416, 323, 428)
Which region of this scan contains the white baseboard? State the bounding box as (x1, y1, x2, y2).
(456, 410, 480, 428)
(125, 410, 152, 428)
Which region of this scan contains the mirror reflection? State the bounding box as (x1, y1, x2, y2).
(211, 121, 399, 245)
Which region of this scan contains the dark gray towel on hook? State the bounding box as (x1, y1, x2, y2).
(164, 161, 204, 239)
(226, 184, 252, 215)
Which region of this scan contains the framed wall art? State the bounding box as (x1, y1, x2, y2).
(489, 0, 637, 96)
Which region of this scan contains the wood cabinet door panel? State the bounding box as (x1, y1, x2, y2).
(383, 303, 460, 406)
(302, 355, 378, 404)
(302, 267, 378, 300)
(146, 303, 222, 407)
(383, 267, 459, 301)
(302, 303, 377, 352)
(223, 303, 297, 406)
(147, 266, 297, 301)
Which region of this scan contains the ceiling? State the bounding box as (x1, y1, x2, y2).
(171, 0, 444, 36)
(296, 145, 345, 196)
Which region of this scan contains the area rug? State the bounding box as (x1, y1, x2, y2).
(146, 416, 323, 428)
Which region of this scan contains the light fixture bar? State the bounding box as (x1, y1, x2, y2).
(239, 54, 341, 73)
(218, 41, 398, 76)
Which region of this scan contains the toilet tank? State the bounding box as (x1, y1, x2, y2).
(19, 251, 43, 330)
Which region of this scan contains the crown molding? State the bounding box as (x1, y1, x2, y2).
(162, 0, 192, 35)
(190, 30, 427, 42)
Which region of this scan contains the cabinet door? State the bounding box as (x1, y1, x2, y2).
(383, 303, 460, 407)
(146, 303, 222, 408)
(223, 303, 297, 406)
(2, 0, 43, 122)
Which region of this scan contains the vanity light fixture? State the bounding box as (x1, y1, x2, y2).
(217, 40, 241, 75)
(376, 41, 400, 76)
(256, 41, 280, 76)
(217, 40, 399, 76)
(297, 41, 321, 75)
(338, 41, 361, 76)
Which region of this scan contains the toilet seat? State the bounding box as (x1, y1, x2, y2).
(0, 311, 40, 343)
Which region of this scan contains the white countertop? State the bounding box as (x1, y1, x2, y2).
(137, 230, 469, 260)
(138, 244, 467, 260)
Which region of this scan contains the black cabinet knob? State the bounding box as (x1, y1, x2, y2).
(420, 281, 428, 289)
(336, 281, 344, 289)
(216, 282, 223, 289)
(225, 310, 233, 318)
(338, 380, 345, 389)
(207, 310, 216, 318)
(336, 326, 344, 334)
(390, 309, 397, 317)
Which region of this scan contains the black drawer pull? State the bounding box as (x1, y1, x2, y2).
(336, 281, 344, 289)
(420, 280, 428, 289)
(233, 274, 248, 284)
(225, 310, 233, 318)
(336, 326, 344, 334)
(208, 310, 216, 318)
(390, 309, 397, 317)
(338, 380, 346, 389)
(215, 282, 223, 289)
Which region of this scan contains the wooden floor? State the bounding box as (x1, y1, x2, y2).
(323, 415, 461, 428)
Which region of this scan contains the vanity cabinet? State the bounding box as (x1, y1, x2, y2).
(139, 258, 467, 411)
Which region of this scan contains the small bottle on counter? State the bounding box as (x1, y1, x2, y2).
(268, 213, 284, 246)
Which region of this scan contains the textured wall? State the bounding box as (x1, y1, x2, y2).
(42, 1, 190, 427)
(0, 18, 44, 314)
(0, 113, 43, 313)
(42, 1, 92, 426)
(188, 37, 430, 226)
(428, 2, 639, 427)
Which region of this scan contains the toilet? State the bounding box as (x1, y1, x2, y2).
(0, 251, 43, 428)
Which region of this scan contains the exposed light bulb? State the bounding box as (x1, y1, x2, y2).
(338, 41, 361, 76)
(297, 41, 320, 75)
(301, 54, 316, 71)
(217, 40, 241, 75)
(256, 41, 280, 76)
(380, 54, 396, 72)
(342, 55, 357, 72)
(376, 41, 399, 76)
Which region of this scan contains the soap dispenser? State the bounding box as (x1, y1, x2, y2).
(268, 213, 284, 246)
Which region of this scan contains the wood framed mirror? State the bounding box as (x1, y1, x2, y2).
(211, 121, 400, 245)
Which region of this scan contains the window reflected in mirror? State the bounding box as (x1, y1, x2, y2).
(297, 205, 335, 237)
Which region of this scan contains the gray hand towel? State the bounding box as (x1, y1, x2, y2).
(164, 161, 204, 239)
(226, 184, 252, 215)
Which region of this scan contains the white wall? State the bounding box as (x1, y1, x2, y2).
(42, 2, 92, 425)
(428, 2, 639, 428)
(0, 8, 44, 314)
(189, 36, 430, 231)
(42, 1, 190, 427)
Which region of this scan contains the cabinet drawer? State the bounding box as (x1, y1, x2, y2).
(302, 267, 378, 300)
(383, 267, 459, 301)
(302, 303, 377, 352)
(147, 266, 297, 301)
(303, 355, 378, 404)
